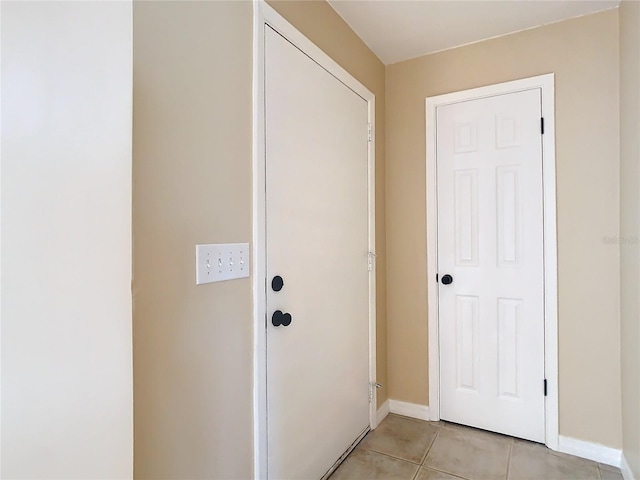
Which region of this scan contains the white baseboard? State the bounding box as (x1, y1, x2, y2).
(375, 400, 390, 427)
(558, 435, 621, 468)
(388, 399, 430, 421)
(620, 453, 637, 480)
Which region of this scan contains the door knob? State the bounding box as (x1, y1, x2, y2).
(272, 310, 292, 327)
(441, 274, 453, 285)
(271, 275, 284, 292)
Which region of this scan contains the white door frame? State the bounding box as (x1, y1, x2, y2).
(425, 73, 559, 450)
(252, 2, 378, 478)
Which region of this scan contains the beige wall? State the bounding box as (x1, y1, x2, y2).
(133, 2, 254, 478)
(1, 2, 133, 477)
(132, 0, 386, 477)
(268, 0, 389, 407)
(386, 9, 622, 448)
(619, 1, 640, 476)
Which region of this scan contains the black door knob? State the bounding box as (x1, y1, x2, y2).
(272, 310, 292, 327)
(271, 275, 284, 292)
(441, 274, 453, 285)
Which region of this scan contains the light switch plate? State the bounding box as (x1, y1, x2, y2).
(196, 243, 250, 285)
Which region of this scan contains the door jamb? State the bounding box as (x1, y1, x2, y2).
(425, 73, 558, 450)
(253, 2, 378, 478)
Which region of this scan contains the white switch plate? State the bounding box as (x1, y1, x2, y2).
(196, 243, 250, 285)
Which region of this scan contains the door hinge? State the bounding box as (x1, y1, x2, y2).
(544, 379, 548, 396)
(369, 382, 382, 402)
(436, 273, 439, 282)
(540, 117, 545, 135)
(367, 123, 372, 142)
(368, 251, 376, 271)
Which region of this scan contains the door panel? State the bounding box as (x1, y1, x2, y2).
(437, 89, 545, 442)
(265, 26, 370, 479)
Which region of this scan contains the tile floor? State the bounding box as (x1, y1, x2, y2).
(330, 414, 623, 480)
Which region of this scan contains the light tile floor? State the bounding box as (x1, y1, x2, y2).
(330, 414, 623, 480)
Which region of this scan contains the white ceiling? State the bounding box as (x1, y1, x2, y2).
(327, 0, 620, 65)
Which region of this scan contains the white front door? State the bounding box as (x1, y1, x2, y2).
(437, 89, 545, 442)
(265, 26, 371, 479)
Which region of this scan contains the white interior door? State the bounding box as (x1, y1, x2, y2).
(265, 26, 371, 479)
(437, 89, 545, 443)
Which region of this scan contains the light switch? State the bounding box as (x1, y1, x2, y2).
(196, 243, 250, 285)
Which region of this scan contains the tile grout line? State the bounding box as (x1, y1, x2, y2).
(410, 464, 421, 480)
(362, 422, 446, 470)
(421, 465, 471, 480)
(365, 447, 426, 467)
(335, 445, 424, 479)
(504, 439, 514, 480)
(419, 424, 442, 466)
(419, 428, 474, 480)
(362, 421, 445, 468)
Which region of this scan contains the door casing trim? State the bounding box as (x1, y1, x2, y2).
(425, 73, 558, 450)
(253, 2, 378, 478)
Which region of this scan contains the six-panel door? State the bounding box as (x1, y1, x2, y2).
(437, 89, 546, 443)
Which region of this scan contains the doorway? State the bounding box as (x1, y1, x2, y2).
(425, 74, 559, 449)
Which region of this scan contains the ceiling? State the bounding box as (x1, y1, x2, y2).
(327, 0, 620, 65)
